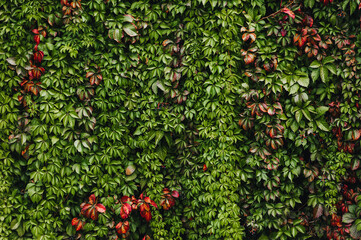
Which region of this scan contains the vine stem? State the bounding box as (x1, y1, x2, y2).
(259, 0, 296, 21)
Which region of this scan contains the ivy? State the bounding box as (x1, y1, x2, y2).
(2, 0, 361, 239)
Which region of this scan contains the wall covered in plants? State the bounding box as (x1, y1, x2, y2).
(2, 0, 361, 239)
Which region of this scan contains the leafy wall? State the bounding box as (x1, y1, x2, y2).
(1, 0, 361, 239)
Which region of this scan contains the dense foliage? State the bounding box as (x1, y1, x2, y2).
(2, 0, 361, 239)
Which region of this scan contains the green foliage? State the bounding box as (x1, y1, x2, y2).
(2, 0, 361, 239)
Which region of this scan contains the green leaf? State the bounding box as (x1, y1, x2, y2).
(51, 136, 59, 145)
(295, 110, 302, 123)
(350, 223, 361, 239)
(316, 119, 330, 131)
(122, 14, 134, 23)
(356, 219, 361, 231)
(325, 64, 337, 75)
(343, 213, 356, 224)
(155, 131, 164, 146)
(291, 227, 297, 237)
(46, 42, 54, 51)
(6, 57, 16, 65)
(123, 24, 138, 37)
(302, 109, 312, 121)
(10, 219, 20, 230)
(322, 56, 334, 64)
(125, 173, 137, 182)
(311, 69, 319, 81)
(17, 223, 25, 237)
(72, 164, 81, 174)
(289, 84, 299, 95)
(133, 127, 143, 136)
(320, 66, 328, 83)
(113, 29, 121, 42)
(291, 120, 299, 132)
(74, 140, 82, 152)
(295, 225, 305, 234)
(350, 0, 358, 15)
(310, 61, 321, 68)
(304, 0, 315, 8)
(316, 106, 329, 115)
(298, 76, 309, 87)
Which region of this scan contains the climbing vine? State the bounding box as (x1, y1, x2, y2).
(2, 0, 361, 239)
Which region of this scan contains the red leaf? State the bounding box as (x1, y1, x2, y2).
(32, 29, 39, 34)
(33, 51, 44, 63)
(76, 221, 84, 231)
(300, 36, 308, 47)
(280, 28, 287, 37)
(120, 203, 132, 219)
(293, 34, 301, 44)
(144, 196, 151, 203)
(90, 208, 97, 220)
(144, 211, 152, 222)
(149, 200, 158, 209)
(171, 191, 179, 198)
(116, 221, 130, 234)
(81, 203, 91, 212)
(281, 8, 295, 19)
(34, 35, 40, 45)
(71, 218, 79, 226)
(121, 196, 130, 203)
(304, 15, 313, 27)
(89, 194, 96, 204)
(95, 203, 106, 213)
(203, 164, 207, 171)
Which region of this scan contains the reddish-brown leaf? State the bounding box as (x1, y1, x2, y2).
(244, 53, 255, 65)
(86, 72, 95, 78)
(281, 8, 295, 19)
(313, 204, 323, 219)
